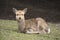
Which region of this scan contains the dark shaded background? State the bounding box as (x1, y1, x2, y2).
(0, 0, 60, 23)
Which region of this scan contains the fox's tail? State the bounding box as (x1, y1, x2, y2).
(47, 28, 50, 34)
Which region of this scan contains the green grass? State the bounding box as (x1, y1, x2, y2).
(0, 19, 60, 40)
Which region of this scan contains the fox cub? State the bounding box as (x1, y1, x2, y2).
(13, 8, 50, 34)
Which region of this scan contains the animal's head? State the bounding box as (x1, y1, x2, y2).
(13, 8, 27, 20)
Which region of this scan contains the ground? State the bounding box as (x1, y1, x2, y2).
(0, 19, 60, 40)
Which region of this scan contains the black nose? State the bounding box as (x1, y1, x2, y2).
(19, 17, 21, 19)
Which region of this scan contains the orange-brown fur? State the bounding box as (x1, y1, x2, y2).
(13, 8, 50, 34)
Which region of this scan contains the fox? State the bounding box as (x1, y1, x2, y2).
(13, 8, 50, 34)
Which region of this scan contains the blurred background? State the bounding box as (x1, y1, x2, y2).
(0, 0, 60, 23)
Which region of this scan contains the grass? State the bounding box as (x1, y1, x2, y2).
(0, 19, 60, 40)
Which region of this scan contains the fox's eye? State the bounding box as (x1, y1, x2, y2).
(21, 14, 24, 15)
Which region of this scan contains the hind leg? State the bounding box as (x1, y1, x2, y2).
(25, 29, 39, 34)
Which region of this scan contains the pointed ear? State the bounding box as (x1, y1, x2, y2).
(13, 8, 17, 13)
(23, 8, 27, 13)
